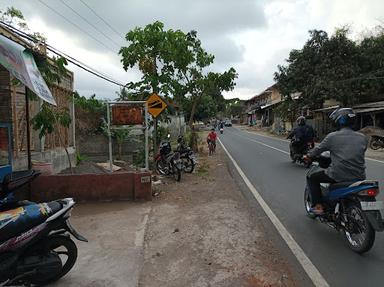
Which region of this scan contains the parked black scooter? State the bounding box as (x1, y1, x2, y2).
(0, 170, 87, 286)
(370, 135, 384, 150)
(155, 135, 182, 181)
(176, 136, 196, 173)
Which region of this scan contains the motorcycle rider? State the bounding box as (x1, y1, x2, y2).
(305, 108, 368, 214)
(287, 116, 315, 158)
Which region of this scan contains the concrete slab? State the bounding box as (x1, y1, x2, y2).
(51, 201, 151, 287)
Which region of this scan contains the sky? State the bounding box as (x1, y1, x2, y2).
(1, 0, 383, 100)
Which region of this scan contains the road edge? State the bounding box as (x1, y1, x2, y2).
(218, 137, 329, 287)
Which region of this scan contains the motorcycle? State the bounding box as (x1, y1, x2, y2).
(0, 170, 87, 286)
(289, 139, 314, 167)
(370, 135, 384, 150)
(176, 136, 196, 173)
(304, 153, 384, 253)
(155, 135, 182, 181)
(219, 128, 224, 134)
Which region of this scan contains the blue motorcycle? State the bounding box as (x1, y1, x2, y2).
(0, 170, 87, 285)
(304, 153, 384, 253)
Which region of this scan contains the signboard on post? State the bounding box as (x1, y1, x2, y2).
(112, 105, 143, 125)
(146, 93, 167, 118)
(0, 35, 56, 106)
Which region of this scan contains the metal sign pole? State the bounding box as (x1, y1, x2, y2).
(106, 103, 113, 172)
(144, 102, 149, 170)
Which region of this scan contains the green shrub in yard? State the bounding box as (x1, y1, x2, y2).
(75, 152, 88, 165)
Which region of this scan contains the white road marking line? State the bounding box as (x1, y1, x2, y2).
(229, 129, 290, 155)
(234, 126, 384, 164)
(365, 157, 384, 164)
(135, 208, 150, 247)
(218, 138, 329, 287)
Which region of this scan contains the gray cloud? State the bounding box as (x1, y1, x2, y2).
(1, 0, 381, 100)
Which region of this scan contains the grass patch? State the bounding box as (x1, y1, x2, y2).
(197, 157, 210, 177)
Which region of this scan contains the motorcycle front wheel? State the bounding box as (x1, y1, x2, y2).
(29, 236, 78, 285)
(172, 165, 181, 182)
(156, 160, 168, 175)
(343, 205, 375, 254)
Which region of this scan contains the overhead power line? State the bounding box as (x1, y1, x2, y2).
(79, 0, 125, 40)
(0, 21, 126, 88)
(58, 0, 121, 48)
(37, 0, 117, 53)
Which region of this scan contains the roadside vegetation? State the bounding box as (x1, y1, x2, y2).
(274, 26, 384, 122)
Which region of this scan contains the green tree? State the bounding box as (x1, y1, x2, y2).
(274, 28, 363, 115)
(119, 21, 237, 128)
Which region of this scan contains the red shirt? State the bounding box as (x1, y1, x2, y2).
(207, 132, 217, 141)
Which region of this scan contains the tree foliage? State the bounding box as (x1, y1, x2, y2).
(274, 27, 384, 116)
(119, 21, 238, 127)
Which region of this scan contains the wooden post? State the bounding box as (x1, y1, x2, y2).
(11, 85, 19, 158)
(154, 118, 158, 158)
(25, 87, 32, 170)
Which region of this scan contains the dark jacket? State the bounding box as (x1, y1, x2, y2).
(308, 128, 368, 182)
(287, 124, 315, 143)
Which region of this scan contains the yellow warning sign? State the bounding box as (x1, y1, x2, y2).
(146, 93, 167, 118)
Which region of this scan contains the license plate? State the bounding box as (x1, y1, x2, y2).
(361, 201, 384, 211)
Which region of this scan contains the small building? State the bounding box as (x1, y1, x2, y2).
(0, 25, 75, 177)
(311, 100, 384, 140)
(244, 84, 282, 128)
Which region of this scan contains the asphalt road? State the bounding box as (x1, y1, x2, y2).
(219, 126, 384, 287)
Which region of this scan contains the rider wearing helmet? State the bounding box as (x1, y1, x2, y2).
(305, 108, 368, 214)
(287, 116, 315, 156)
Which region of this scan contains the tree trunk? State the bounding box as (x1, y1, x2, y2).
(188, 96, 199, 128)
(118, 142, 123, 160)
(188, 96, 201, 153)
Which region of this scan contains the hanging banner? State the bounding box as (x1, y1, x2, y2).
(0, 35, 56, 106)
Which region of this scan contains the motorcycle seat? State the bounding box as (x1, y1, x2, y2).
(0, 201, 62, 244)
(329, 181, 358, 190)
(1, 170, 40, 196)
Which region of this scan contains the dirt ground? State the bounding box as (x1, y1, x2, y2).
(52, 202, 151, 287)
(139, 141, 298, 287)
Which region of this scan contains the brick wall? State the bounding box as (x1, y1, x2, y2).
(0, 128, 8, 150)
(31, 171, 152, 202)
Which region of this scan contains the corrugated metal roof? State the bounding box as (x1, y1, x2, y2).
(354, 107, 384, 114)
(353, 101, 384, 109)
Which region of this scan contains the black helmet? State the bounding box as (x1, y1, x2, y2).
(211, 127, 215, 131)
(329, 108, 356, 128)
(296, 116, 306, 126)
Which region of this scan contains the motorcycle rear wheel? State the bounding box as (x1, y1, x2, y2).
(343, 205, 375, 254)
(304, 187, 316, 219)
(29, 236, 77, 285)
(370, 139, 381, 150)
(182, 157, 195, 173)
